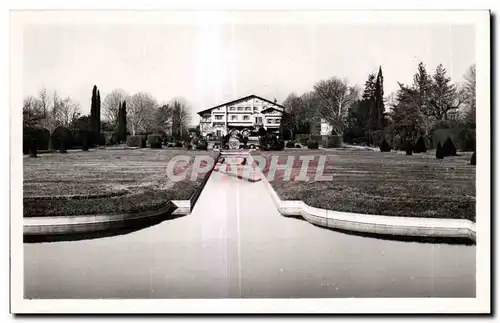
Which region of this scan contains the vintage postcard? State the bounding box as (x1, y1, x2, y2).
(10, 9, 490, 314)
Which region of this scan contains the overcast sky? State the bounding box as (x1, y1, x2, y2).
(23, 23, 474, 123)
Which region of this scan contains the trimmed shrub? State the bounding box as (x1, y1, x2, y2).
(196, 139, 208, 150)
(442, 137, 457, 157)
(405, 143, 413, 155)
(393, 134, 405, 150)
(29, 138, 37, 158)
(295, 144, 301, 148)
(82, 133, 89, 151)
(59, 140, 67, 153)
(23, 127, 50, 151)
(174, 141, 183, 148)
(322, 135, 343, 148)
(470, 152, 476, 165)
(186, 144, 193, 150)
(51, 126, 73, 150)
(380, 138, 391, 152)
(126, 135, 146, 148)
(307, 140, 319, 149)
(436, 142, 444, 159)
(249, 144, 256, 149)
(286, 141, 296, 148)
(148, 134, 162, 148)
(271, 140, 285, 151)
(150, 141, 162, 149)
(413, 136, 427, 153)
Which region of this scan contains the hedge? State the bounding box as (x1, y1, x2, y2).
(23, 127, 50, 153)
(51, 126, 74, 150)
(307, 140, 319, 149)
(321, 135, 342, 148)
(126, 135, 146, 148)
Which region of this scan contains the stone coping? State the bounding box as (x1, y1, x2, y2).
(23, 152, 220, 237)
(246, 154, 476, 242)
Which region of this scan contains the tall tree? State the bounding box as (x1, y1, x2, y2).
(390, 82, 424, 147)
(170, 98, 192, 138)
(374, 66, 385, 129)
(462, 64, 476, 127)
(117, 101, 127, 142)
(313, 77, 358, 135)
(90, 85, 98, 132)
(153, 104, 172, 134)
(128, 92, 158, 135)
(96, 89, 101, 134)
(427, 64, 462, 121)
(102, 89, 129, 127)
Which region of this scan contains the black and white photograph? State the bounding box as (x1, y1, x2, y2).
(10, 9, 490, 314)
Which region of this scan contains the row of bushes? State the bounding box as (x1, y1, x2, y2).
(23, 126, 107, 153)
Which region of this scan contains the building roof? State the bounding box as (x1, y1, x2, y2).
(261, 106, 284, 114)
(197, 94, 285, 116)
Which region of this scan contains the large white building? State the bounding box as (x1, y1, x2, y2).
(197, 95, 284, 138)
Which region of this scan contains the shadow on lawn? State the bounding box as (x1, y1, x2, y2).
(23, 211, 188, 244)
(285, 215, 476, 246)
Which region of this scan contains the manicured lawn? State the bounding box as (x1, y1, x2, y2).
(252, 149, 476, 221)
(23, 148, 218, 217)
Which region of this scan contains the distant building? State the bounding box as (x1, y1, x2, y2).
(197, 95, 284, 137)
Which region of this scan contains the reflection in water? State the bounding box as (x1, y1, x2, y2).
(24, 212, 187, 244)
(24, 175, 476, 299)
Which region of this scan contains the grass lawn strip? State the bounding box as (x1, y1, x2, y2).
(252, 149, 475, 221)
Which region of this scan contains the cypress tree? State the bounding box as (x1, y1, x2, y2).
(436, 142, 444, 159)
(90, 85, 97, 132)
(374, 66, 385, 129)
(97, 89, 101, 134)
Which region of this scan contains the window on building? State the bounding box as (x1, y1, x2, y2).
(215, 115, 223, 120)
(275, 119, 280, 123)
(254, 107, 258, 111)
(255, 117, 262, 124)
(231, 115, 238, 120)
(243, 115, 250, 121)
(237, 107, 243, 111)
(230, 107, 236, 111)
(245, 107, 251, 111)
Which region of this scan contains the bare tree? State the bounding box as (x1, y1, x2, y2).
(57, 97, 82, 127)
(462, 64, 476, 126)
(102, 89, 129, 126)
(128, 92, 158, 135)
(170, 98, 192, 138)
(313, 77, 359, 135)
(153, 103, 173, 133)
(23, 95, 45, 127)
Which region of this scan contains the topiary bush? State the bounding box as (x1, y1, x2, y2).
(186, 144, 193, 150)
(197, 140, 208, 150)
(380, 138, 391, 152)
(295, 144, 302, 148)
(23, 127, 50, 151)
(405, 143, 413, 155)
(307, 140, 319, 149)
(470, 152, 476, 165)
(442, 137, 457, 157)
(126, 135, 146, 148)
(174, 141, 183, 148)
(286, 141, 296, 148)
(51, 126, 73, 151)
(271, 140, 284, 151)
(413, 136, 427, 153)
(436, 142, 444, 159)
(148, 134, 162, 148)
(29, 138, 37, 158)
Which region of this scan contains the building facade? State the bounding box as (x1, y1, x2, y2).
(197, 95, 284, 138)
